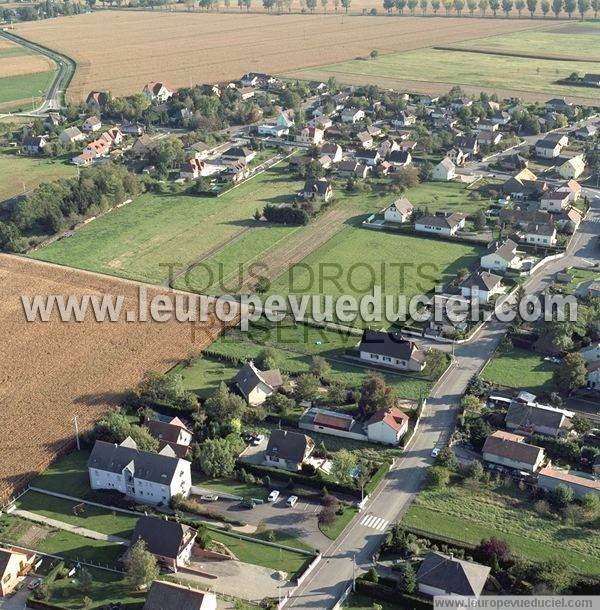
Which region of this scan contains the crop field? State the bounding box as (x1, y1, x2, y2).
(0, 37, 56, 110)
(0, 254, 227, 502)
(287, 46, 600, 104)
(14, 12, 541, 100)
(0, 152, 76, 202)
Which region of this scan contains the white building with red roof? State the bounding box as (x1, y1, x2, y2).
(143, 81, 174, 102)
(367, 406, 410, 445)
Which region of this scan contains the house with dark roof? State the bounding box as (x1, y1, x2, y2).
(522, 221, 557, 246)
(88, 437, 191, 505)
(535, 138, 562, 159)
(355, 148, 380, 166)
(416, 551, 490, 597)
(415, 212, 466, 237)
(221, 146, 256, 164)
(0, 547, 36, 596)
(303, 178, 333, 203)
(143, 580, 216, 610)
(388, 149, 412, 168)
(146, 416, 193, 459)
(367, 407, 409, 445)
(459, 271, 503, 303)
(480, 239, 519, 273)
(86, 90, 109, 112)
(482, 430, 545, 472)
(264, 429, 315, 471)
(505, 401, 573, 438)
(234, 361, 282, 406)
(299, 407, 369, 442)
(128, 516, 196, 572)
(358, 330, 426, 372)
(22, 135, 47, 155)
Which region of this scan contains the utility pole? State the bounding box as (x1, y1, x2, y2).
(73, 415, 80, 450)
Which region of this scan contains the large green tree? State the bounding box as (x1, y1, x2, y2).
(125, 540, 159, 591)
(197, 437, 237, 478)
(553, 352, 587, 394)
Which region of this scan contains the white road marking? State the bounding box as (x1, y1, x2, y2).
(359, 514, 389, 531)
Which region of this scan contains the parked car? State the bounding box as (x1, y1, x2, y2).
(268, 490, 280, 502)
(239, 498, 256, 509)
(200, 493, 219, 502)
(252, 434, 265, 446)
(431, 448, 440, 458)
(286, 495, 298, 508)
(28, 578, 42, 590)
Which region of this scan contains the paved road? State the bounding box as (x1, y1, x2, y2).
(286, 191, 600, 609)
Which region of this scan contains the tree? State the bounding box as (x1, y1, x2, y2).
(0, 222, 24, 253)
(536, 557, 572, 592)
(461, 394, 483, 413)
(553, 352, 586, 395)
(563, 0, 576, 14)
(468, 460, 484, 480)
(331, 448, 357, 484)
(197, 437, 236, 477)
(478, 0, 489, 11)
(125, 540, 159, 590)
(526, 0, 537, 13)
(395, 562, 416, 593)
(582, 493, 600, 519)
(552, 0, 561, 15)
(541, 0, 550, 12)
(425, 466, 450, 488)
(571, 413, 592, 435)
(489, 0, 500, 12)
(515, 0, 525, 12)
(204, 382, 246, 422)
(295, 374, 320, 402)
(435, 447, 458, 471)
(473, 209, 486, 231)
(255, 347, 279, 370)
(94, 410, 159, 452)
(364, 566, 379, 583)
(453, 0, 465, 12)
(467, 0, 478, 13)
(370, 49, 380, 59)
(420, 0, 429, 13)
(311, 356, 332, 380)
(395, 0, 407, 10)
(549, 483, 575, 508)
(341, 0, 351, 11)
(477, 537, 512, 563)
(469, 417, 491, 450)
(358, 372, 395, 416)
(501, 0, 513, 14)
(592, 0, 600, 16)
(384, 0, 395, 11)
(431, 0, 441, 10)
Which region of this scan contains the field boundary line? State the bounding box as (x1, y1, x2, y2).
(434, 44, 600, 64)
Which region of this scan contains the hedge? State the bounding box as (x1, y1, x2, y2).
(364, 461, 391, 496)
(356, 579, 433, 609)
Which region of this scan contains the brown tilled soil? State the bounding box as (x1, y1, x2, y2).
(14, 12, 544, 100)
(0, 254, 228, 502)
(0, 54, 54, 79)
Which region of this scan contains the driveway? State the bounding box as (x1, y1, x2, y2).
(0, 577, 37, 610)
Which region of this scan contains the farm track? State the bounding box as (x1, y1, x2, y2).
(0, 254, 230, 503)
(435, 44, 600, 63)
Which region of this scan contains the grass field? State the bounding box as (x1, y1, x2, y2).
(319, 505, 357, 540)
(0, 71, 57, 110)
(403, 479, 600, 575)
(0, 152, 76, 202)
(14, 12, 540, 100)
(30, 450, 92, 498)
(16, 491, 138, 539)
(565, 266, 599, 294)
(269, 227, 483, 325)
(288, 47, 600, 102)
(481, 346, 558, 394)
(404, 180, 494, 216)
(452, 22, 600, 62)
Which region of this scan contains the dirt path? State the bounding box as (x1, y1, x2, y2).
(236, 206, 356, 293)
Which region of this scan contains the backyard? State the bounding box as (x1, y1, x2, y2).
(402, 478, 600, 575)
(29, 449, 92, 499)
(481, 346, 558, 394)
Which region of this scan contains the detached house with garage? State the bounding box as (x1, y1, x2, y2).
(367, 407, 410, 445)
(540, 190, 570, 213)
(482, 430, 545, 472)
(480, 239, 519, 273)
(82, 116, 102, 133)
(505, 401, 573, 438)
(358, 330, 426, 372)
(233, 361, 283, 406)
(415, 212, 465, 237)
(559, 155, 585, 180)
(384, 198, 413, 224)
(431, 158, 456, 181)
(88, 437, 192, 505)
(522, 221, 557, 246)
(264, 429, 315, 471)
(129, 516, 196, 573)
(303, 178, 333, 203)
(143, 81, 174, 103)
(146, 415, 193, 459)
(460, 271, 503, 303)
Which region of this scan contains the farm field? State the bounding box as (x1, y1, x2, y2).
(0, 37, 56, 110)
(0, 254, 226, 502)
(451, 21, 600, 61)
(481, 346, 558, 394)
(268, 227, 484, 325)
(287, 47, 600, 104)
(13, 12, 542, 100)
(0, 152, 76, 202)
(403, 478, 600, 575)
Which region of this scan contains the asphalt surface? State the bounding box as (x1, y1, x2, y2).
(286, 190, 600, 609)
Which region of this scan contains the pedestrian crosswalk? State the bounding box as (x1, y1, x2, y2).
(359, 513, 389, 532)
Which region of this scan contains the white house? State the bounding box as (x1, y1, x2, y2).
(535, 139, 562, 159)
(446, 146, 468, 166)
(82, 116, 102, 133)
(83, 139, 110, 158)
(179, 158, 206, 180)
(341, 107, 365, 123)
(540, 190, 570, 213)
(482, 430, 545, 472)
(460, 271, 503, 303)
(71, 153, 94, 167)
(0, 548, 36, 596)
(358, 329, 426, 372)
(415, 212, 465, 237)
(416, 552, 490, 598)
(559, 155, 585, 180)
(22, 135, 47, 155)
(296, 126, 324, 145)
(367, 407, 409, 445)
(233, 361, 283, 406)
(257, 124, 288, 137)
(143, 81, 173, 102)
(522, 222, 557, 246)
(264, 429, 314, 471)
(431, 158, 456, 181)
(384, 197, 413, 224)
(88, 437, 192, 505)
(556, 179, 582, 202)
(538, 467, 600, 498)
(480, 239, 519, 272)
(321, 143, 343, 163)
(59, 126, 85, 143)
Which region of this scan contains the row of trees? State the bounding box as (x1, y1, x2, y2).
(382, 0, 599, 18)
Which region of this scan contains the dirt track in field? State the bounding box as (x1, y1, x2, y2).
(14, 11, 544, 100)
(0, 254, 228, 502)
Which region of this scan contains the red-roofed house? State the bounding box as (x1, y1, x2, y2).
(143, 81, 174, 102)
(84, 139, 110, 158)
(180, 158, 206, 180)
(367, 407, 409, 445)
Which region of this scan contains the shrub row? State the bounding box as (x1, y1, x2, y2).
(356, 579, 433, 609)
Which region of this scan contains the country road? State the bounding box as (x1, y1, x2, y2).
(285, 189, 600, 609)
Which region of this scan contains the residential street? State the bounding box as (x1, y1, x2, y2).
(286, 191, 600, 609)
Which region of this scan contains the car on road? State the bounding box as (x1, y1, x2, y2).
(431, 448, 440, 458)
(200, 493, 219, 502)
(27, 578, 42, 590)
(268, 490, 280, 502)
(286, 495, 298, 507)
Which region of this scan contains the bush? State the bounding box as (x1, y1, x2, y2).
(364, 566, 379, 583)
(263, 205, 309, 226)
(425, 466, 450, 488)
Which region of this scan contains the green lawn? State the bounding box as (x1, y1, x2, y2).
(208, 529, 312, 576)
(0, 152, 77, 202)
(343, 593, 408, 609)
(319, 505, 357, 540)
(269, 227, 483, 325)
(404, 181, 494, 216)
(481, 346, 558, 394)
(191, 474, 268, 500)
(0, 70, 57, 109)
(403, 480, 600, 575)
(31, 163, 305, 285)
(453, 23, 600, 62)
(565, 267, 599, 294)
(30, 449, 91, 498)
(16, 490, 137, 539)
(287, 48, 600, 101)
